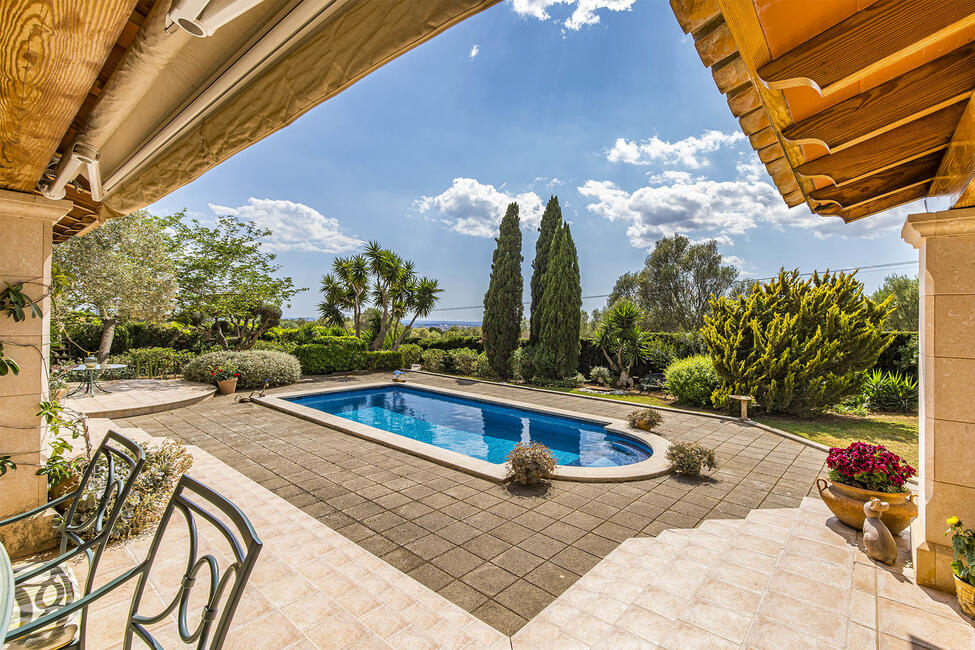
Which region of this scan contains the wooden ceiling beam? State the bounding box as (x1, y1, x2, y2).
(758, 0, 975, 97)
(783, 41, 975, 152)
(928, 95, 975, 208)
(670, 0, 721, 34)
(810, 151, 943, 208)
(796, 103, 965, 186)
(841, 183, 931, 223)
(0, 0, 137, 192)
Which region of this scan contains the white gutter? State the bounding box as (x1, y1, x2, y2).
(101, 0, 345, 194)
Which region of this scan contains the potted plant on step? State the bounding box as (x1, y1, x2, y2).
(817, 442, 917, 534)
(211, 365, 240, 395)
(946, 517, 975, 619)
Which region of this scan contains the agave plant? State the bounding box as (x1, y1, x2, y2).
(863, 369, 918, 413)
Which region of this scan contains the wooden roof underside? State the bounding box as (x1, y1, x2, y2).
(670, 0, 975, 222)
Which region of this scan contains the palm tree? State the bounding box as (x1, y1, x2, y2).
(593, 299, 651, 387)
(317, 254, 369, 334)
(394, 277, 443, 349)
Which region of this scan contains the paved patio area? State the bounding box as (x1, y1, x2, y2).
(64, 378, 214, 418)
(117, 373, 828, 635)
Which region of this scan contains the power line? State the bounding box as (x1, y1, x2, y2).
(424, 259, 918, 313)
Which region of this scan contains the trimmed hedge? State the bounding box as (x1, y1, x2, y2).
(183, 350, 300, 388)
(409, 336, 483, 353)
(364, 350, 403, 371)
(292, 336, 367, 375)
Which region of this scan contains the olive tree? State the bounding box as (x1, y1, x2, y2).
(53, 210, 177, 361)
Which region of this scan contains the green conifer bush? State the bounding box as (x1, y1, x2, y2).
(702, 269, 894, 416)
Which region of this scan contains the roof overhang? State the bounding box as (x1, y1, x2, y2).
(1, 0, 499, 242)
(670, 0, 975, 223)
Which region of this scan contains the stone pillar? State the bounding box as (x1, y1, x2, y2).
(902, 207, 975, 592)
(0, 190, 72, 556)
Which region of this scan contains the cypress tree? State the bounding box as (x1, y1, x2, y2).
(482, 203, 523, 378)
(529, 196, 562, 344)
(537, 224, 582, 378)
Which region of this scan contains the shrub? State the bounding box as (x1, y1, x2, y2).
(589, 366, 612, 385)
(863, 369, 918, 413)
(511, 347, 525, 381)
(183, 350, 300, 388)
(292, 336, 367, 374)
(399, 343, 422, 367)
(826, 442, 916, 493)
(627, 408, 663, 431)
(473, 353, 494, 379)
(421, 348, 447, 372)
(124, 347, 195, 378)
(449, 348, 479, 376)
(411, 336, 483, 353)
(506, 442, 557, 485)
(364, 350, 403, 371)
(642, 341, 676, 374)
(519, 344, 567, 381)
(664, 355, 718, 407)
(73, 440, 193, 541)
(702, 269, 894, 416)
(666, 442, 717, 476)
(127, 321, 205, 352)
(874, 331, 918, 377)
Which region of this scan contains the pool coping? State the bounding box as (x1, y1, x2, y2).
(254, 381, 672, 483)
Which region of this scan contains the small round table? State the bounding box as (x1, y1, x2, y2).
(66, 363, 128, 398)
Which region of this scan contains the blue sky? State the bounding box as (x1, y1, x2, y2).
(149, 0, 919, 321)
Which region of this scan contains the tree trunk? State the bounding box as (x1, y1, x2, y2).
(97, 318, 117, 362)
(394, 313, 420, 350)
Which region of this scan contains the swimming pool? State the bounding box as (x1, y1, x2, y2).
(285, 385, 653, 468)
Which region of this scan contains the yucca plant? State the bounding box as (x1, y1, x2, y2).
(863, 369, 918, 413)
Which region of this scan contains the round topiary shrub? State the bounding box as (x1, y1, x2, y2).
(183, 350, 300, 388)
(421, 348, 446, 372)
(664, 355, 718, 407)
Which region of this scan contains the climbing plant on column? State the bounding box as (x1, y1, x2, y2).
(702, 269, 894, 416)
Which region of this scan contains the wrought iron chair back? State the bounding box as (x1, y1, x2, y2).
(124, 475, 263, 649)
(0, 429, 145, 646)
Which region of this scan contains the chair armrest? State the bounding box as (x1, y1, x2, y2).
(0, 490, 77, 528)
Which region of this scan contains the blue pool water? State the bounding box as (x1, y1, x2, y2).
(287, 386, 653, 467)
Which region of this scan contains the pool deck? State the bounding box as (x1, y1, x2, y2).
(117, 372, 830, 636)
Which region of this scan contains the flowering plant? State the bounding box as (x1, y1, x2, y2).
(209, 365, 240, 382)
(946, 517, 975, 586)
(826, 441, 916, 493)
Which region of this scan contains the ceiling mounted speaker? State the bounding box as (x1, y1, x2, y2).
(167, 0, 267, 37)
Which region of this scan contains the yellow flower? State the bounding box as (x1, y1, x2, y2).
(947, 516, 961, 527)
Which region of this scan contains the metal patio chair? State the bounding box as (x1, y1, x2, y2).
(1, 430, 146, 648)
(5, 474, 263, 649)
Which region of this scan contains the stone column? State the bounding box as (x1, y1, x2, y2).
(902, 207, 975, 591)
(0, 190, 72, 556)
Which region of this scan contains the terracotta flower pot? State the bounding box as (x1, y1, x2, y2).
(955, 575, 975, 619)
(217, 377, 238, 394)
(817, 478, 917, 534)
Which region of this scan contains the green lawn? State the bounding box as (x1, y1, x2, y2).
(754, 413, 919, 467)
(535, 385, 919, 466)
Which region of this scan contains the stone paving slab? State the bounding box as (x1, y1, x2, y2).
(64, 378, 214, 418)
(118, 372, 829, 636)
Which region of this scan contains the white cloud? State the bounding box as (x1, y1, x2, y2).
(469, 43, 479, 58)
(415, 178, 544, 238)
(579, 151, 917, 248)
(510, 0, 634, 30)
(607, 130, 746, 168)
(208, 198, 364, 254)
(533, 176, 564, 187)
